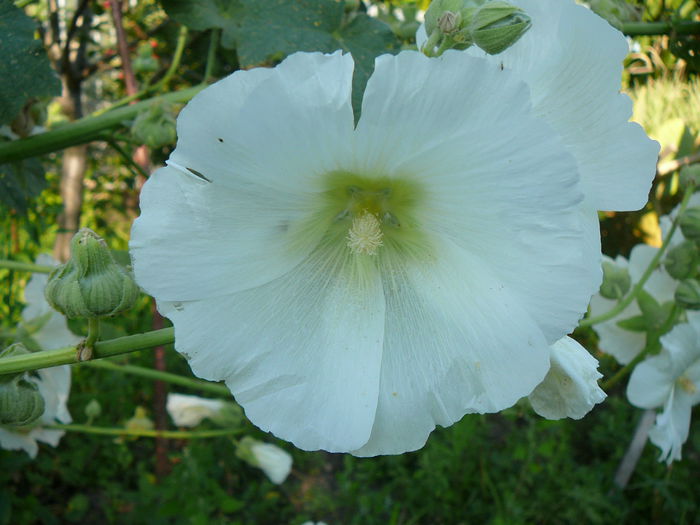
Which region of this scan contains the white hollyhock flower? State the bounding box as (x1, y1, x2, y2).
(529, 337, 606, 420)
(21, 254, 81, 350)
(166, 393, 226, 427)
(130, 43, 654, 455)
(627, 313, 700, 464)
(0, 365, 72, 458)
(589, 244, 676, 364)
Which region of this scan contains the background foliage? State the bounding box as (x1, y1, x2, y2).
(1, 0, 699, 523)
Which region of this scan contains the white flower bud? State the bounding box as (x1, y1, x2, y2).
(236, 436, 292, 484)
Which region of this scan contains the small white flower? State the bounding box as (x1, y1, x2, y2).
(529, 337, 606, 420)
(627, 313, 700, 464)
(237, 437, 293, 485)
(589, 244, 676, 364)
(131, 2, 656, 454)
(166, 393, 226, 427)
(0, 365, 72, 458)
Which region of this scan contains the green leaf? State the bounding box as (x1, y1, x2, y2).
(0, 1, 61, 125)
(0, 157, 47, 214)
(615, 315, 648, 333)
(162, 0, 400, 118)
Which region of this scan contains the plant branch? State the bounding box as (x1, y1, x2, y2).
(580, 183, 696, 328)
(0, 260, 53, 273)
(0, 86, 203, 163)
(82, 360, 230, 397)
(620, 21, 700, 36)
(0, 327, 174, 376)
(47, 423, 241, 439)
(203, 28, 220, 83)
(657, 152, 700, 177)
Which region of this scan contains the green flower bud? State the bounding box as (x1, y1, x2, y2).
(680, 166, 700, 189)
(438, 11, 462, 34)
(587, 0, 640, 29)
(0, 355, 45, 427)
(679, 207, 700, 243)
(131, 102, 177, 149)
(664, 240, 698, 280)
(132, 42, 159, 74)
(599, 260, 631, 300)
(675, 279, 700, 310)
(425, 0, 469, 37)
(84, 398, 101, 421)
(45, 229, 140, 319)
(125, 406, 154, 432)
(470, 1, 531, 55)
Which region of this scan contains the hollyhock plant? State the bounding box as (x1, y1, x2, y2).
(627, 313, 700, 464)
(130, 0, 657, 455)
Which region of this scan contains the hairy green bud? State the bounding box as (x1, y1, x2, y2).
(131, 102, 177, 149)
(470, 1, 531, 55)
(675, 279, 700, 310)
(680, 207, 700, 243)
(599, 260, 631, 300)
(665, 240, 698, 280)
(0, 345, 46, 427)
(45, 229, 140, 319)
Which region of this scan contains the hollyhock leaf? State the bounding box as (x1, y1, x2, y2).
(0, 1, 60, 126)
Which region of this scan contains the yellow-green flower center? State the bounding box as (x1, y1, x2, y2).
(678, 375, 697, 395)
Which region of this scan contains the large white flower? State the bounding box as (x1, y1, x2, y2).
(130, 39, 653, 454)
(589, 244, 677, 364)
(627, 313, 700, 464)
(529, 336, 606, 420)
(0, 365, 72, 458)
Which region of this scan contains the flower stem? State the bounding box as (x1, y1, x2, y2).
(0, 86, 203, 164)
(0, 327, 174, 376)
(82, 360, 230, 397)
(203, 28, 220, 83)
(579, 183, 696, 328)
(47, 423, 241, 439)
(0, 260, 53, 273)
(620, 21, 700, 36)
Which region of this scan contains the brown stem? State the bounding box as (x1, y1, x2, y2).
(109, 0, 138, 96)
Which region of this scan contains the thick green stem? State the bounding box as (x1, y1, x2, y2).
(204, 29, 220, 83)
(0, 260, 53, 273)
(580, 183, 696, 328)
(82, 360, 230, 397)
(0, 327, 174, 376)
(0, 86, 203, 164)
(620, 21, 700, 36)
(47, 423, 241, 439)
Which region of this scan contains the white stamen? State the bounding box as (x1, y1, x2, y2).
(347, 211, 383, 255)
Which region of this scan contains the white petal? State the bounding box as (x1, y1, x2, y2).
(528, 336, 606, 420)
(628, 244, 676, 304)
(627, 353, 674, 409)
(589, 293, 645, 365)
(36, 365, 72, 424)
(648, 388, 694, 464)
(163, 245, 385, 453)
(166, 393, 226, 427)
(352, 239, 550, 456)
(356, 50, 595, 343)
(0, 428, 39, 458)
(250, 442, 293, 484)
(131, 165, 323, 301)
(169, 51, 355, 193)
(467, 0, 659, 211)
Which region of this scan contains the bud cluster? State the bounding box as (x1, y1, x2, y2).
(423, 0, 531, 56)
(666, 206, 700, 310)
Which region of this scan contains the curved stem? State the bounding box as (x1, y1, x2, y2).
(0, 327, 174, 376)
(82, 359, 230, 397)
(580, 184, 696, 328)
(203, 28, 220, 83)
(0, 260, 53, 273)
(47, 423, 242, 439)
(621, 21, 700, 36)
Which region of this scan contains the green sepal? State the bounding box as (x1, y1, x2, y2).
(615, 315, 648, 333)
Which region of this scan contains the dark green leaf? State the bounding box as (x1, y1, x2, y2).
(0, 157, 47, 214)
(0, 1, 61, 125)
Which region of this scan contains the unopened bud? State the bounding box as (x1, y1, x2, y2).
(85, 398, 101, 420)
(599, 260, 631, 300)
(664, 240, 698, 280)
(680, 207, 700, 243)
(675, 279, 700, 310)
(125, 406, 154, 432)
(131, 102, 177, 149)
(425, 0, 469, 37)
(0, 345, 45, 426)
(236, 436, 293, 485)
(470, 1, 531, 54)
(44, 229, 140, 319)
(438, 11, 461, 33)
